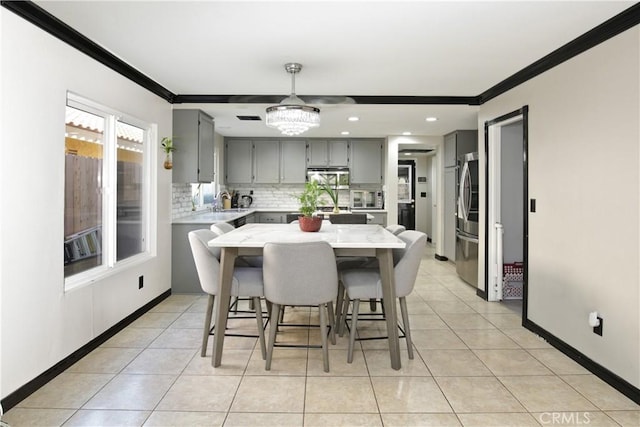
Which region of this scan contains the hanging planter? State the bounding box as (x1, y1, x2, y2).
(161, 137, 175, 170)
(163, 151, 173, 170)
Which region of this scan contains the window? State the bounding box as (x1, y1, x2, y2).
(64, 93, 152, 287)
(191, 182, 216, 210)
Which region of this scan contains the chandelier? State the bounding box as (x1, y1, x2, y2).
(266, 63, 320, 136)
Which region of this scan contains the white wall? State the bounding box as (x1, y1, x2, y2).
(1, 10, 173, 398)
(387, 136, 442, 243)
(478, 27, 639, 388)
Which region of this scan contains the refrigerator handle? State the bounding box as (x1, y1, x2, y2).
(458, 161, 470, 221)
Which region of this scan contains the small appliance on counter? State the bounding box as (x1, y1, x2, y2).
(241, 195, 253, 208)
(350, 190, 383, 209)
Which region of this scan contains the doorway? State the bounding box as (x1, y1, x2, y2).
(397, 160, 416, 230)
(484, 106, 528, 320)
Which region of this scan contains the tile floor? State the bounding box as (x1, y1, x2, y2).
(3, 245, 639, 426)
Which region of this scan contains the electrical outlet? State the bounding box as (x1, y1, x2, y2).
(593, 316, 603, 336)
(138, 275, 144, 290)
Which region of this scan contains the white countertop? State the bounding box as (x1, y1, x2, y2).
(172, 209, 259, 224)
(172, 208, 386, 224)
(208, 222, 404, 249)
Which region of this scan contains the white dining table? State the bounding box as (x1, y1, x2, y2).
(208, 222, 406, 370)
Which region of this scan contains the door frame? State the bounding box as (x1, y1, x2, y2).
(483, 106, 529, 318)
(398, 159, 416, 229)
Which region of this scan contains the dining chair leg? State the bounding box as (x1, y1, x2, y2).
(319, 303, 330, 372)
(335, 282, 345, 334)
(253, 297, 267, 360)
(201, 294, 215, 357)
(399, 297, 414, 359)
(339, 290, 350, 337)
(327, 301, 336, 345)
(266, 303, 281, 370)
(347, 299, 360, 363)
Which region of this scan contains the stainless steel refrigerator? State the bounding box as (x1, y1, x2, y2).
(456, 152, 479, 286)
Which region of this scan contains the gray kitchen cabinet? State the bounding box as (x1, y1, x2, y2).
(172, 109, 215, 183)
(225, 139, 253, 184)
(307, 139, 349, 167)
(257, 212, 285, 223)
(444, 130, 476, 167)
(280, 140, 307, 183)
(443, 167, 457, 261)
(350, 139, 383, 184)
(253, 140, 280, 184)
(171, 223, 205, 294)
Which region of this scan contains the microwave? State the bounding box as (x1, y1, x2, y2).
(350, 190, 384, 209)
(307, 168, 350, 190)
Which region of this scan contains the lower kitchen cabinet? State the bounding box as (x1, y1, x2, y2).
(257, 212, 286, 223)
(172, 223, 206, 294)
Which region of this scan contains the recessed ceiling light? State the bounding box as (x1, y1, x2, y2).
(341, 131, 350, 135)
(426, 117, 438, 122)
(404, 152, 412, 156)
(402, 131, 412, 136)
(347, 116, 359, 122)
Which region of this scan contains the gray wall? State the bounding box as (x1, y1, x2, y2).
(500, 121, 524, 264)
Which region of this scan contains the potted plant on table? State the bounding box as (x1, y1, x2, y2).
(161, 137, 175, 170)
(296, 180, 325, 232)
(320, 183, 340, 214)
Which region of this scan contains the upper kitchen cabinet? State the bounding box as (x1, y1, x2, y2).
(253, 140, 280, 184)
(225, 139, 253, 184)
(350, 139, 384, 184)
(280, 140, 307, 183)
(172, 109, 215, 183)
(307, 139, 349, 167)
(444, 130, 477, 167)
(225, 138, 308, 185)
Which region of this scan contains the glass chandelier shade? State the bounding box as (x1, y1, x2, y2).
(266, 63, 320, 136)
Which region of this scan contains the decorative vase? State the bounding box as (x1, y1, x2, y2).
(332, 205, 340, 214)
(163, 152, 173, 170)
(298, 216, 322, 232)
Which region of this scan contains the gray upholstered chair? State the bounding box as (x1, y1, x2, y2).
(385, 224, 406, 236)
(338, 230, 427, 363)
(188, 229, 267, 360)
(210, 222, 235, 234)
(262, 241, 338, 372)
(336, 224, 407, 268)
(210, 222, 263, 268)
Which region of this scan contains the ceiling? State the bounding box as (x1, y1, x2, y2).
(32, 1, 635, 139)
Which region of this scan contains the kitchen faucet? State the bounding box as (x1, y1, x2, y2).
(212, 191, 230, 211)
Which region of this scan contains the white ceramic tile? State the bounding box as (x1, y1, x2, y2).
(18, 373, 114, 409)
(62, 409, 150, 426)
(83, 374, 176, 410)
(371, 377, 453, 413)
(230, 376, 306, 413)
(143, 410, 225, 427)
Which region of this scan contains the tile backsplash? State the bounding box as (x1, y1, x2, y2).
(172, 183, 355, 219)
